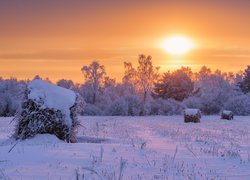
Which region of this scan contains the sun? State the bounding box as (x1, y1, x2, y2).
(161, 36, 194, 55)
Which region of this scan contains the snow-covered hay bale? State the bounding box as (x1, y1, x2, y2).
(221, 110, 233, 120)
(14, 80, 84, 142)
(184, 108, 201, 123)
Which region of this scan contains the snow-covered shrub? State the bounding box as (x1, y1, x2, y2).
(224, 94, 250, 115)
(81, 103, 103, 116)
(0, 79, 25, 116)
(14, 80, 83, 142)
(183, 69, 235, 115)
(144, 99, 162, 115)
(124, 95, 143, 116)
(184, 108, 201, 123)
(184, 94, 231, 115)
(145, 98, 185, 115)
(182, 96, 201, 109)
(106, 95, 143, 116)
(105, 100, 128, 116)
(199, 97, 222, 115)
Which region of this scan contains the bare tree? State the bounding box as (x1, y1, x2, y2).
(81, 61, 106, 104)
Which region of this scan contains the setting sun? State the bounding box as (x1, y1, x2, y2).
(161, 36, 194, 55)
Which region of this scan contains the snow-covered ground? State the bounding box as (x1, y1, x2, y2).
(1, 116, 250, 179)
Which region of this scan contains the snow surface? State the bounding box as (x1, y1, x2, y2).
(184, 108, 200, 116)
(1, 116, 250, 179)
(28, 80, 76, 126)
(222, 110, 233, 115)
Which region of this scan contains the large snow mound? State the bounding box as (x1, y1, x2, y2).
(28, 79, 76, 126)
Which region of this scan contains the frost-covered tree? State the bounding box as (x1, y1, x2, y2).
(81, 61, 106, 104)
(122, 62, 138, 96)
(185, 67, 235, 114)
(137, 55, 159, 103)
(123, 55, 159, 105)
(153, 67, 194, 101)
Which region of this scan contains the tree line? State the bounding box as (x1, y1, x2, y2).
(0, 54, 250, 116)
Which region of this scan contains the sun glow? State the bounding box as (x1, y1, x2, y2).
(161, 36, 194, 55)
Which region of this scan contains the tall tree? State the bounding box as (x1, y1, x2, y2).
(81, 61, 106, 104)
(123, 54, 159, 105)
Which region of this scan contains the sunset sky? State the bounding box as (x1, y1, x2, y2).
(1, 1, 250, 82)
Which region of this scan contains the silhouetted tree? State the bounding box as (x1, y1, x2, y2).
(239, 66, 250, 93)
(57, 79, 75, 90)
(153, 67, 194, 101)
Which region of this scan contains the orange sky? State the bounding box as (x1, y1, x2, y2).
(0, 1, 250, 83)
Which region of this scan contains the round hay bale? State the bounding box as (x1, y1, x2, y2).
(221, 110, 234, 120)
(13, 80, 85, 142)
(184, 108, 201, 123)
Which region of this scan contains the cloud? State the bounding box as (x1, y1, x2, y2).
(0, 48, 125, 60)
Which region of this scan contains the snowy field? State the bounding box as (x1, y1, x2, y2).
(1, 116, 250, 180)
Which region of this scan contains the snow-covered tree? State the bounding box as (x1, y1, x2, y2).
(123, 55, 159, 106)
(137, 55, 159, 103)
(153, 67, 194, 101)
(185, 67, 235, 114)
(81, 61, 106, 104)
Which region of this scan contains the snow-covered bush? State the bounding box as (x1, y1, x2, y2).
(124, 95, 143, 116)
(14, 80, 83, 142)
(105, 100, 128, 116)
(224, 94, 250, 115)
(184, 95, 225, 115)
(106, 95, 143, 116)
(0, 79, 25, 116)
(182, 96, 201, 109)
(184, 68, 235, 115)
(81, 104, 103, 116)
(145, 98, 185, 115)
